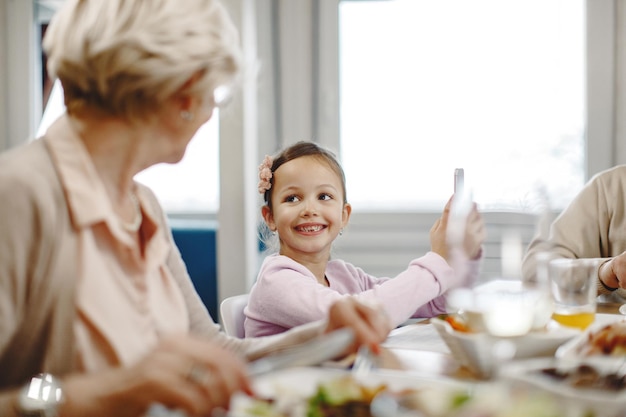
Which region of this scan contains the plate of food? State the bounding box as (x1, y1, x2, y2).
(499, 357, 626, 417)
(229, 366, 572, 417)
(556, 315, 626, 359)
(431, 315, 581, 378)
(229, 367, 464, 417)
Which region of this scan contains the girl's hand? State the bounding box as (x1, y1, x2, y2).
(429, 197, 452, 260)
(324, 297, 392, 355)
(60, 335, 252, 417)
(430, 196, 485, 262)
(463, 203, 486, 260)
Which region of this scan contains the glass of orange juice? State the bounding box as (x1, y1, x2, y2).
(548, 258, 600, 330)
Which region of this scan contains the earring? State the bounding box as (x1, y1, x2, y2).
(339, 228, 343, 236)
(180, 110, 194, 121)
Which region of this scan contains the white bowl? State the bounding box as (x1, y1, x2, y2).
(432, 317, 580, 378)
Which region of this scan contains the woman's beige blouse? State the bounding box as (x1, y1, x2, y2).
(45, 121, 189, 371)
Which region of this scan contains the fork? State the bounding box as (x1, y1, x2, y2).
(351, 345, 377, 378)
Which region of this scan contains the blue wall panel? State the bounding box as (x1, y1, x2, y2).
(170, 220, 218, 320)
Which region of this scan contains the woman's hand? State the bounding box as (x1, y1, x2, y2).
(323, 297, 392, 355)
(60, 335, 253, 417)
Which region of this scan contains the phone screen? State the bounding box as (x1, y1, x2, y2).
(454, 168, 464, 193)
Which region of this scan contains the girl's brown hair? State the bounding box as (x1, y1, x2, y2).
(262, 141, 347, 210)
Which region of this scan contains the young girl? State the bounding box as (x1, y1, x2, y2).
(244, 141, 485, 337)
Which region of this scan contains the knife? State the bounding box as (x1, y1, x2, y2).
(247, 328, 355, 376)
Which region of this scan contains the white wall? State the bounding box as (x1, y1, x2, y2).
(0, 0, 7, 151)
(2, 0, 39, 152)
(217, 0, 262, 301)
(587, 0, 617, 173)
(615, 0, 626, 164)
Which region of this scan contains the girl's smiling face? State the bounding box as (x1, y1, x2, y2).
(262, 155, 351, 263)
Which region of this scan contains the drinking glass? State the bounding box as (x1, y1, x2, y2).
(548, 258, 600, 330)
(522, 251, 555, 330)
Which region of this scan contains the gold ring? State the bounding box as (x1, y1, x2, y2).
(186, 364, 209, 386)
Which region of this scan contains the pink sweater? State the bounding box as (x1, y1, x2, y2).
(244, 252, 481, 337)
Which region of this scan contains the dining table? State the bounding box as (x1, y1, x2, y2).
(226, 281, 626, 417)
(369, 300, 624, 381)
(308, 291, 624, 417)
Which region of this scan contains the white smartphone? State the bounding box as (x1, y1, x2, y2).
(454, 168, 464, 194)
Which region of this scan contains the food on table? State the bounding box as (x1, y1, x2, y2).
(241, 376, 404, 417)
(442, 314, 473, 333)
(306, 376, 392, 417)
(238, 374, 570, 417)
(539, 363, 626, 391)
(579, 320, 626, 356)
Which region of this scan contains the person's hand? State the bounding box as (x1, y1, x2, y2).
(429, 197, 452, 260)
(429, 196, 486, 261)
(599, 251, 626, 290)
(462, 203, 486, 260)
(323, 297, 392, 355)
(60, 334, 253, 417)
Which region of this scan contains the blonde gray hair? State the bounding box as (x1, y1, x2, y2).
(43, 0, 242, 122)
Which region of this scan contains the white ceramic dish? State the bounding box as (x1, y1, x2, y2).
(499, 357, 626, 417)
(229, 366, 471, 417)
(431, 316, 581, 378)
(242, 366, 466, 397)
(556, 314, 626, 359)
(229, 366, 578, 417)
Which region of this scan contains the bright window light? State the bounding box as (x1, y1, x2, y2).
(37, 80, 220, 213)
(339, 0, 585, 212)
(135, 120, 220, 213)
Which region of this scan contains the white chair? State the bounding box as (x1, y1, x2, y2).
(219, 293, 250, 338)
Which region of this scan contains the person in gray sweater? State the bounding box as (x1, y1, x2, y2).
(522, 165, 626, 302)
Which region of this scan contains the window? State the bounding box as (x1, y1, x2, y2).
(38, 81, 220, 214)
(339, 0, 585, 212)
(134, 119, 220, 214)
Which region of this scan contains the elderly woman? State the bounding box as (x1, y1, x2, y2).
(0, 1, 391, 416)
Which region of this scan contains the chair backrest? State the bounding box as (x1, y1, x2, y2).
(219, 293, 250, 338)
